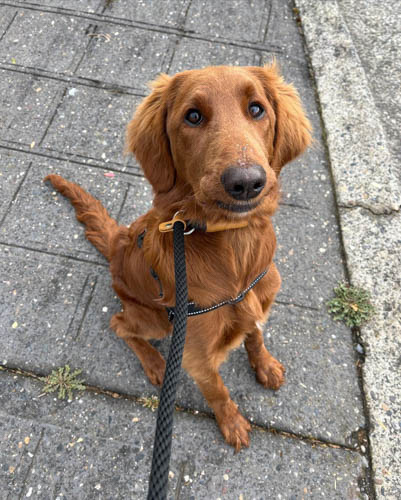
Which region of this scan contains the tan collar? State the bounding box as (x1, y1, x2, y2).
(159, 213, 248, 233)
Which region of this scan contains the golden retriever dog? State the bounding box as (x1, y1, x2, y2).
(45, 63, 311, 450)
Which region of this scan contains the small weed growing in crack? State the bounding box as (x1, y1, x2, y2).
(327, 282, 375, 327)
(40, 365, 86, 400)
(138, 395, 159, 412)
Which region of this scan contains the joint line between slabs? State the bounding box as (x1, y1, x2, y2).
(0, 141, 144, 178)
(0, 9, 18, 44)
(174, 461, 187, 500)
(73, 275, 98, 341)
(0, 161, 32, 229)
(0, 0, 284, 53)
(37, 86, 67, 147)
(261, 0, 274, 44)
(0, 240, 109, 268)
(72, 22, 99, 75)
(66, 273, 91, 340)
(0, 364, 361, 453)
(0, 62, 146, 95)
(18, 428, 44, 500)
(116, 183, 130, 223)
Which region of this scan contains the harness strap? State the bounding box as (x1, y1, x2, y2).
(137, 229, 268, 323)
(165, 268, 268, 322)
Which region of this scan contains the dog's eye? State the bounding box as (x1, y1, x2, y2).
(249, 103, 265, 120)
(184, 109, 203, 126)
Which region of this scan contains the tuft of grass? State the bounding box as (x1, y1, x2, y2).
(138, 395, 159, 412)
(40, 365, 86, 400)
(327, 282, 375, 327)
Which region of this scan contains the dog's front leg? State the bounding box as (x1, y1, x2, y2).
(245, 326, 285, 390)
(245, 262, 285, 389)
(182, 332, 251, 451)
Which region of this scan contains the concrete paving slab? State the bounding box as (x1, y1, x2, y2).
(104, 0, 190, 28)
(0, 246, 102, 368)
(294, 0, 401, 214)
(278, 147, 333, 211)
(0, 156, 130, 262)
(0, 10, 89, 74)
(274, 204, 346, 308)
(0, 416, 43, 499)
(265, 0, 305, 61)
(184, 0, 270, 43)
(76, 25, 176, 90)
(169, 37, 262, 73)
(41, 85, 137, 165)
(0, 242, 364, 446)
(117, 174, 154, 226)
(0, 69, 63, 146)
(23, 0, 103, 13)
(338, 0, 401, 165)
(0, 370, 367, 499)
(340, 207, 401, 498)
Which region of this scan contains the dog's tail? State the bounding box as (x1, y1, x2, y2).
(44, 174, 119, 261)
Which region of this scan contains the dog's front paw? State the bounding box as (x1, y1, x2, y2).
(254, 355, 285, 390)
(215, 400, 251, 452)
(143, 354, 166, 387)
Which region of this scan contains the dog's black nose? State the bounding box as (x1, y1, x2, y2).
(221, 165, 266, 201)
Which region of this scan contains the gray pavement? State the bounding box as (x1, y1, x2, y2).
(0, 0, 398, 498)
(295, 1, 401, 498)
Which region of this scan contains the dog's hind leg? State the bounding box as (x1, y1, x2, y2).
(110, 312, 166, 386)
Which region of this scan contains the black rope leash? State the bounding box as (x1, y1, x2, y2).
(147, 221, 188, 500)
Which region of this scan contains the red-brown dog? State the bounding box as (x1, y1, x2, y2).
(45, 63, 311, 450)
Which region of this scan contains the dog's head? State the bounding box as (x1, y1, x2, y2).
(126, 64, 311, 220)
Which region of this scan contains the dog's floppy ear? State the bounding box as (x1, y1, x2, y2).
(126, 74, 175, 194)
(250, 62, 312, 175)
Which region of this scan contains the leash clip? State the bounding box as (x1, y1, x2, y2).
(159, 211, 187, 233)
(159, 211, 195, 235)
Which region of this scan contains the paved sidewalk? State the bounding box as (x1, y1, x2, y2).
(0, 0, 398, 498)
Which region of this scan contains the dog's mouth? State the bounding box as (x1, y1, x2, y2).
(216, 199, 261, 214)
(197, 182, 278, 219)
